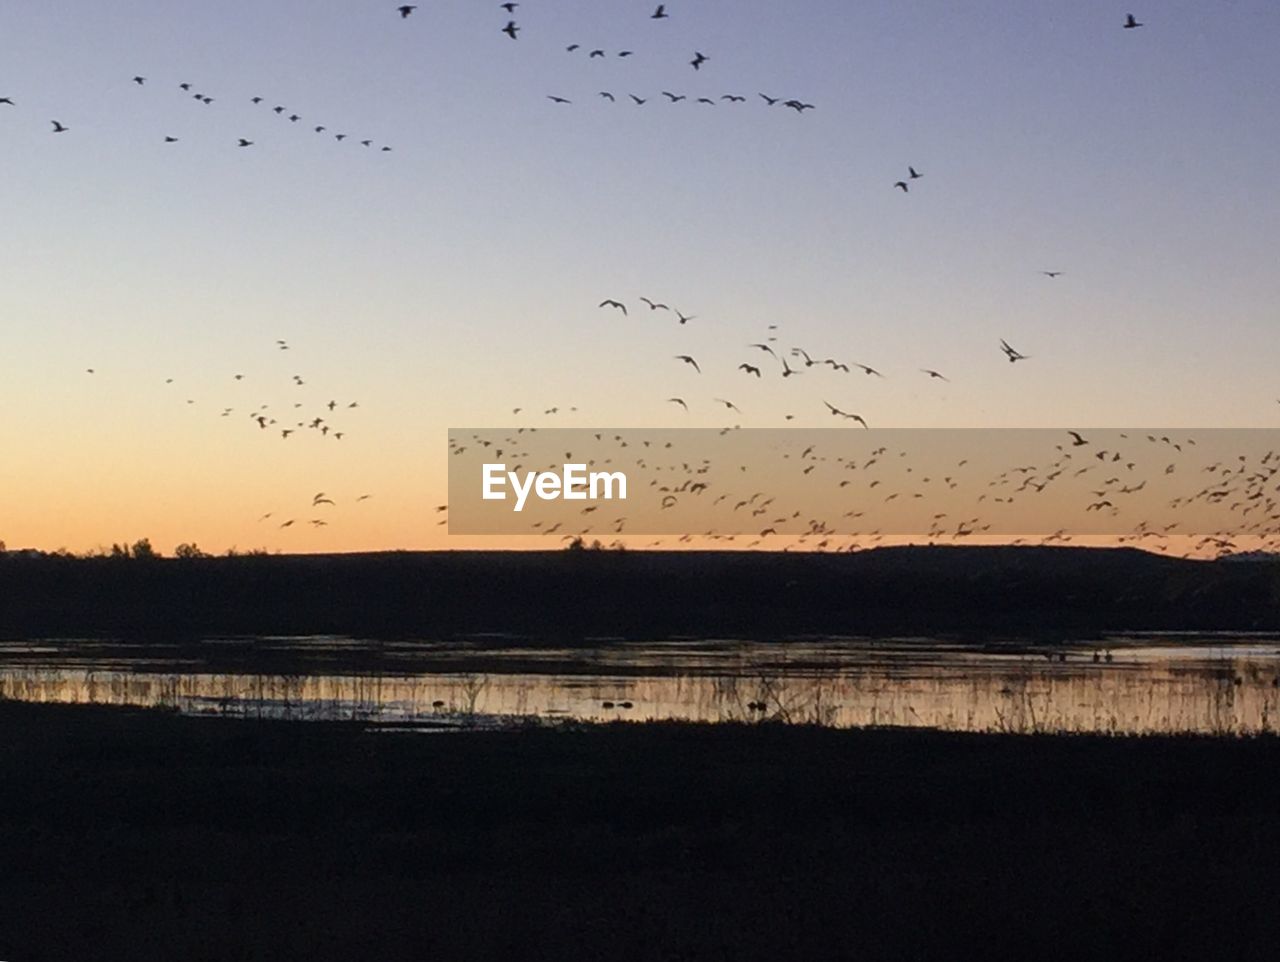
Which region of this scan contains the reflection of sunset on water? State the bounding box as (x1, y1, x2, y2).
(4, 637, 1279, 736)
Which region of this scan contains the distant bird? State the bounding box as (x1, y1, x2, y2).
(722, 94, 746, 102)
(51, 121, 68, 133)
(894, 180, 909, 192)
(920, 369, 949, 381)
(690, 51, 707, 69)
(180, 83, 192, 91)
(501, 2, 518, 10)
(1068, 430, 1089, 447)
(251, 96, 263, 103)
(696, 98, 715, 105)
(639, 297, 668, 311)
(599, 299, 627, 314)
(164, 136, 179, 143)
(1042, 271, 1064, 278)
(618, 51, 633, 58)
(908, 166, 922, 179)
(398, 5, 416, 17)
(132, 76, 146, 85)
(651, 4, 668, 18)
(759, 93, 779, 105)
(667, 397, 689, 410)
(1000, 338, 1030, 363)
(503, 20, 519, 38)
(1123, 13, 1143, 29)
(662, 91, 685, 102)
(547, 95, 571, 104)
(335, 133, 347, 140)
(273, 106, 285, 114)
(714, 398, 741, 413)
(0, 97, 13, 106)
(599, 91, 615, 101)
(674, 355, 701, 373)
(739, 363, 762, 377)
(675, 310, 695, 325)
(854, 363, 883, 377)
(589, 49, 605, 58)
(749, 343, 777, 359)
(567, 44, 580, 52)
(237, 138, 253, 147)
(630, 95, 647, 105)
(315, 126, 326, 133)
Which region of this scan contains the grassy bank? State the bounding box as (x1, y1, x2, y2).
(2, 702, 1279, 960)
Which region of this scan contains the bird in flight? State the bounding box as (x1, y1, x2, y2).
(164, 136, 179, 143)
(639, 297, 668, 311)
(667, 397, 689, 411)
(920, 369, 949, 381)
(398, 5, 416, 17)
(749, 343, 777, 359)
(132, 76, 146, 85)
(1041, 271, 1064, 278)
(630, 95, 647, 105)
(675, 310, 695, 325)
(651, 4, 668, 19)
(722, 95, 746, 102)
(599, 299, 627, 314)
(1067, 430, 1089, 447)
(503, 21, 519, 39)
(823, 401, 868, 428)
(854, 363, 884, 377)
(674, 355, 701, 373)
(894, 181, 909, 192)
(908, 166, 922, 179)
(0, 97, 13, 106)
(51, 121, 69, 133)
(690, 52, 708, 70)
(739, 363, 762, 377)
(663, 91, 685, 102)
(759, 94, 779, 105)
(599, 91, 615, 101)
(1123, 14, 1143, 29)
(714, 398, 741, 413)
(237, 138, 254, 147)
(1000, 338, 1030, 362)
(547, 95, 571, 104)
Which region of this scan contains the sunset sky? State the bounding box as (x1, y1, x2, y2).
(2, 0, 1278, 554)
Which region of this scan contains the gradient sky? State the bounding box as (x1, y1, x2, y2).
(3, 0, 1279, 554)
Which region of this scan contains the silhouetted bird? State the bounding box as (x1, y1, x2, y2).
(237, 138, 253, 147)
(599, 299, 627, 314)
(503, 20, 519, 38)
(894, 181, 909, 192)
(1123, 13, 1143, 29)
(398, 5, 416, 17)
(651, 4, 668, 18)
(51, 121, 68, 133)
(547, 95, 571, 104)
(691, 51, 707, 69)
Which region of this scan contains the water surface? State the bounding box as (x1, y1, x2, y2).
(2, 635, 1278, 735)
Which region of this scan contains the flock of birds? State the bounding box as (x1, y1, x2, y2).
(35, 5, 1260, 558)
(2, 74, 394, 152)
(593, 293, 1042, 426)
(451, 424, 1280, 557)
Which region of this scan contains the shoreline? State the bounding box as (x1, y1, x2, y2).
(3, 701, 1280, 959)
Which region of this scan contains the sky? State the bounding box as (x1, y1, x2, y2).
(2, 0, 1279, 554)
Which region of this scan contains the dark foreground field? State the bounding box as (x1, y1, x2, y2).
(3, 703, 1279, 961)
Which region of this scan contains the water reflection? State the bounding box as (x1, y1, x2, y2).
(1, 637, 1279, 735)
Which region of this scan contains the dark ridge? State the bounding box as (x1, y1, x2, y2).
(2, 545, 1277, 640)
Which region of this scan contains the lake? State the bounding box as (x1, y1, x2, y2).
(2, 635, 1278, 735)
